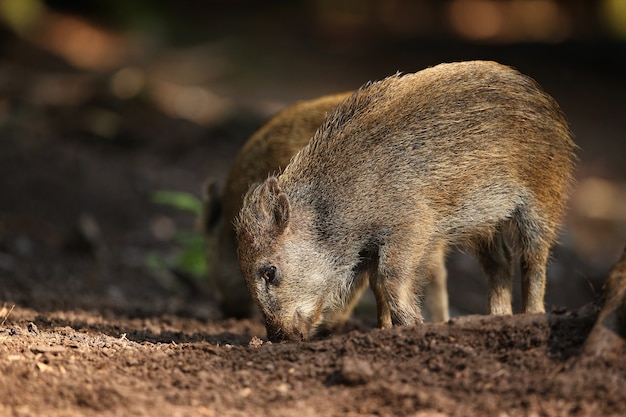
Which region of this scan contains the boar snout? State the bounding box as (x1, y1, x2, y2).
(265, 322, 287, 342)
(265, 310, 314, 342)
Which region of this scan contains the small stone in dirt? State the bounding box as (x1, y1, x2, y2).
(9, 326, 23, 336)
(248, 336, 264, 348)
(239, 387, 252, 398)
(28, 322, 39, 334)
(337, 357, 375, 386)
(276, 383, 290, 394)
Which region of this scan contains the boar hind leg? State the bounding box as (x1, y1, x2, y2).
(423, 247, 449, 322)
(519, 250, 548, 314)
(478, 227, 514, 315)
(514, 205, 554, 314)
(518, 233, 551, 314)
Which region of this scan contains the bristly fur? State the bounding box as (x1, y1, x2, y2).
(236, 61, 577, 341)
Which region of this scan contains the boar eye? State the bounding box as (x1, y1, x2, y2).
(261, 265, 279, 285)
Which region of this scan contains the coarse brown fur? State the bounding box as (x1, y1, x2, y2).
(236, 61, 577, 341)
(201, 92, 352, 317)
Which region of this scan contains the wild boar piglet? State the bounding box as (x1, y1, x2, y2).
(236, 60, 576, 342)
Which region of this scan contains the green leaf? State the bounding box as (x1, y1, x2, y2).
(147, 189, 210, 287)
(173, 230, 208, 277)
(175, 245, 208, 277)
(151, 191, 203, 215)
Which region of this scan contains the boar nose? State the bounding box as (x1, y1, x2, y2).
(265, 322, 287, 342)
(265, 312, 313, 342)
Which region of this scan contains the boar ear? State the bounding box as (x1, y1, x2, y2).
(267, 176, 281, 195)
(262, 177, 290, 235)
(273, 192, 290, 233)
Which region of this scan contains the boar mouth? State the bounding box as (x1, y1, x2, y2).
(264, 315, 309, 342)
(265, 324, 287, 342)
(265, 301, 325, 342)
(264, 322, 305, 342)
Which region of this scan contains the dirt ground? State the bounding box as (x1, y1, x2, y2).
(1, 11, 626, 417)
(2, 300, 625, 417)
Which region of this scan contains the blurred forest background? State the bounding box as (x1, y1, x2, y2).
(1, 0, 625, 318)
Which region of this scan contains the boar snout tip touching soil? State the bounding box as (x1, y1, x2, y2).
(236, 60, 577, 342)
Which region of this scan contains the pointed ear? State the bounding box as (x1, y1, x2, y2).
(267, 176, 281, 195)
(273, 192, 290, 234)
(258, 177, 278, 218)
(260, 177, 290, 235)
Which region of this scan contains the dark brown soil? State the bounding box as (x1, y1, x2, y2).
(2, 304, 625, 417)
(1, 15, 626, 417)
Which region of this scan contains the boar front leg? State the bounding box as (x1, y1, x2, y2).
(371, 237, 428, 329)
(323, 269, 370, 330)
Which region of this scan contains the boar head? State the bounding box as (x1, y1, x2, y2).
(235, 177, 342, 341)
